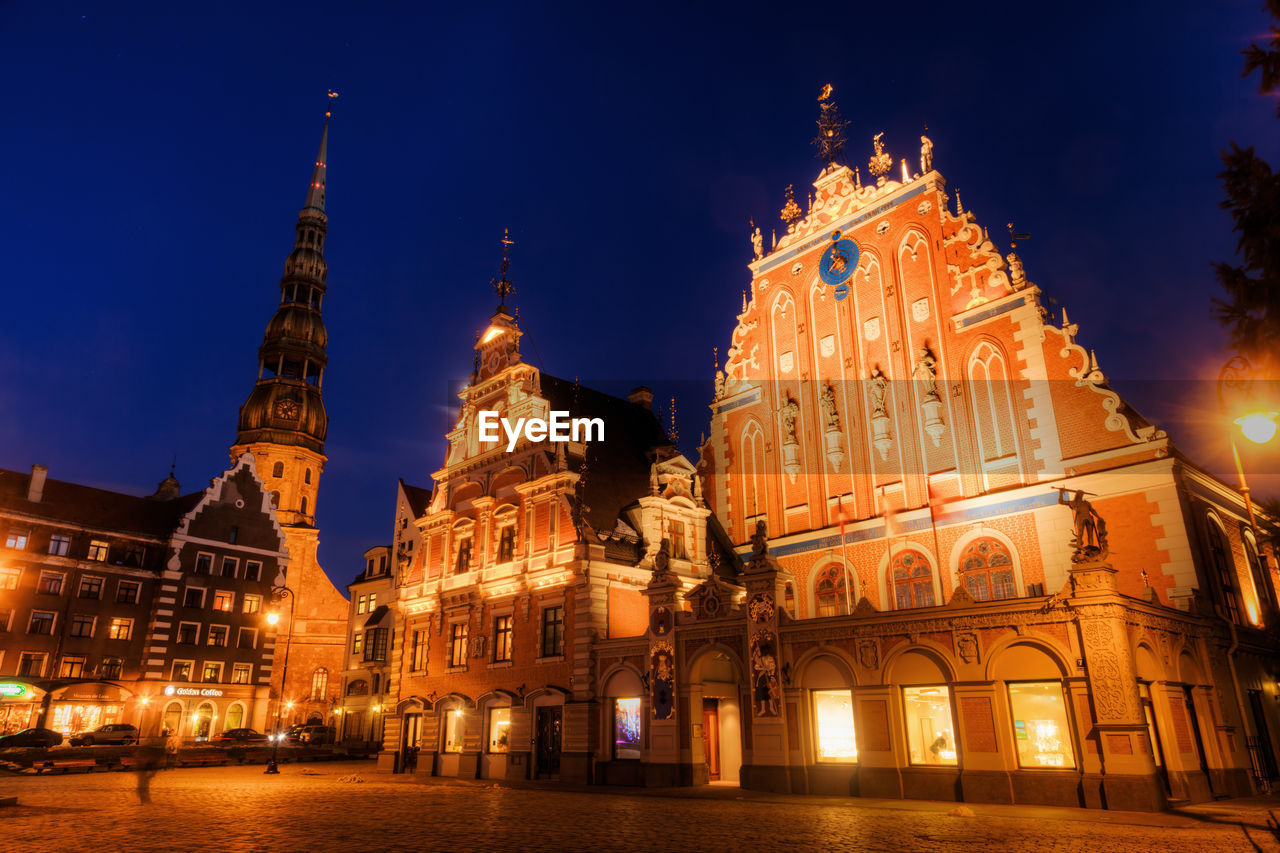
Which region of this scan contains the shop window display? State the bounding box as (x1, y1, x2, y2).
(1007, 682, 1075, 769)
(613, 697, 642, 759)
(444, 708, 465, 753)
(488, 707, 511, 753)
(813, 689, 857, 762)
(903, 686, 957, 765)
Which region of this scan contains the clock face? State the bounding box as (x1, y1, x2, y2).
(274, 399, 300, 420)
(819, 231, 860, 288)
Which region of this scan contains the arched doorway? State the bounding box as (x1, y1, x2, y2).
(224, 703, 245, 732)
(689, 649, 744, 785)
(162, 702, 183, 737)
(193, 702, 214, 740)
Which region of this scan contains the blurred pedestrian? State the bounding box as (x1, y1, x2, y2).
(135, 738, 165, 804)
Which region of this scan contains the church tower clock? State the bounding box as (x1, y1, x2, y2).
(230, 102, 348, 728)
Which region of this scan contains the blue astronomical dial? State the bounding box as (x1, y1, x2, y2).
(818, 230, 860, 289)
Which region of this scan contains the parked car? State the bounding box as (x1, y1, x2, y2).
(70, 723, 139, 747)
(280, 724, 308, 743)
(0, 728, 64, 749)
(295, 725, 336, 745)
(211, 728, 269, 744)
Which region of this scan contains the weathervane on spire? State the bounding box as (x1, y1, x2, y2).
(493, 228, 516, 311)
(813, 84, 850, 166)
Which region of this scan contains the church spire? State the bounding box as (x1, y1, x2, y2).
(233, 105, 332, 457)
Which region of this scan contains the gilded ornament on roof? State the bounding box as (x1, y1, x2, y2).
(868, 132, 892, 177)
(779, 184, 802, 229)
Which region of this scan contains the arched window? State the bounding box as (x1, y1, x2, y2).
(891, 549, 935, 610)
(272, 461, 284, 478)
(814, 565, 853, 617)
(1205, 518, 1241, 624)
(304, 468, 312, 484)
(301, 495, 309, 516)
(311, 667, 329, 701)
(1244, 534, 1275, 613)
(740, 421, 766, 533)
(224, 703, 244, 731)
(960, 537, 1015, 601)
(346, 679, 369, 697)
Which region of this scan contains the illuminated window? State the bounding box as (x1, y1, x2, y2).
(5, 529, 29, 550)
(815, 565, 852, 617)
(494, 616, 513, 662)
(101, 657, 123, 679)
(116, 580, 140, 604)
(0, 567, 19, 590)
(37, 571, 65, 595)
(813, 690, 858, 762)
(59, 655, 86, 678)
(232, 664, 252, 685)
(903, 685, 957, 765)
(87, 540, 109, 562)
(613, 697, 642, 759)
(311, 668, 328, 701)
(356, 594, 367, 615)
(541, 606, 564, 657)
(369, 593, 377, 610)
(202, 662, 222, 682)
(70, 614, 96, 637)
(162, 702, 182, 736)
(960, 538, 1015, 601)
(364, 627, 389, 663)
(891, 550, 935, 610)
(225, 703, 245, 729)
(207, 625, 228, 647)
(1007, 682, 1075, 769)
(668, 520, 687, 560)
(213, 591, 235, 612)
(449, 623, 469, 668)
(48, 534, 70, 556)
(242, 594, 261, 614)
(107, 617, 133, 641)
(488, 707, 511, 753)
(172, 661, 194, 682)
(244, 561, 262, 582)
(352, 632, 364, 655)
(444, 709, 464, 753)
(28, 610, 56, 635)
(498, 526, 516, 563)
(194, 553, 213, 575)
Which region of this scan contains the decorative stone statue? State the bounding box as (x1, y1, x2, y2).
(820, 385, 840, 430)
(653, 537, 672, 576)
(920, 134, 934, 173)
(779, 396, 800, 445)
(869, 366, 889, 419)
(913, 347, 939, 402)
(751, 226, 763, 261)
(1006, 252, 1026, 288)
(714, 370, 725, 399)
(1058, 488, 1108, 560)
(750, 519, 768, 558)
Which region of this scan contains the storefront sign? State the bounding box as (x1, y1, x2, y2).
(163, 685, 224, 698)
(0, 683, 28, 698)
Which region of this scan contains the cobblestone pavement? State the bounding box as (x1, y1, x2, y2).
(3, 762, 1279, 852)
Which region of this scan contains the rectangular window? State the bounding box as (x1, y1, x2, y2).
(59, 655, 86, 678)
(107, 617, 133, 641)
(244, 560, 262, 582)
(498, 526, 515, 562)
(194, 553, 213, 575)
(242, 594, 261, 614)
(356, 594, 367, 615)
(228, 526, 238, 545)
(1008, 682, 1076, 769)
(668, 519, 687, 560)
(237, 627, 257, 649)
(613, 697, 642, 760)
(494, 615, 513, 662)
(541, 606, 564, 657)
(410, 630, 427, 672)
(116, 580, 141, 604)
(177, 622, 199, 644)
(100, 657, 123, 679)
(444, 708, 464, 753)
(813, 690, 858, 763)
(219, 556, 238, 578)
(78, 576, 103, 599)
(449, 623, 468, 668)
(488, 707, 511, 753)
(87, 540, 109, 562)
(122, 546, 145, 567)
(213, 591, 235, 612)
(6, 529, 29, 550)
(231, 663, 252, 684)
(0, 567, 19, 590)
(172, 660, 193, 681)
(28, 610, 56, 635)
(19, 652, 46, 676)
(352, 632, 364, 655)
(455, 539, 472, 574)
(202, 662, 222, 682)
(207, 625, 229, 647)
(903, 686, 958, 766)
(37, 571, 65, 595)
(69, 614, 96, 638)
(48, 534, 70, 556)
(368, 593, 377, 610)
(0, 610, 12, 632)
(183, 587, 205, 608)
(364, 627, 389, 663)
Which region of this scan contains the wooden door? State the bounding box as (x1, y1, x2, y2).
(536, 706, 562, 778)
(703, 699, 720, 781)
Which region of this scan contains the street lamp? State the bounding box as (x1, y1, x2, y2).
(1218, 356, 1277, 534)
(263, 584, 295, 775)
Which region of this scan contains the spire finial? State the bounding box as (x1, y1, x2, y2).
(493, 228, 516, 311)
(813, 84, 849, 166)
(304, 94, 334, 214)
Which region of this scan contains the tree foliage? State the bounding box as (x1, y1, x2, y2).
(1214, 1, 1280, 371)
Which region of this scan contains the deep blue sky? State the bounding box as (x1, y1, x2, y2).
(2, 2, 1277, 589)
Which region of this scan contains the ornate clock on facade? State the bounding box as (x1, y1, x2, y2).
(274, 398, 300, 420)
(819, 230, 860, 301)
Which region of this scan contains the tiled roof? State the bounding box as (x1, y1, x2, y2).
(0, 468, 199, 538)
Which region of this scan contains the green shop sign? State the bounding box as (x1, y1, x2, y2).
(0, 683, 28, 698)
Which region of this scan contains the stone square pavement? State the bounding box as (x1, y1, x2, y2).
(3, 761, 1280, 852)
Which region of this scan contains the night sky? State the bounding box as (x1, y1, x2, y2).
(3, 2, 1277, 590)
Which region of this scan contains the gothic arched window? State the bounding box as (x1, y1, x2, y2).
(891, 549, 935, 610)
(311, 667, 328, 701)
(960, 538, 1015, 601)
(815, 565, 852, 617)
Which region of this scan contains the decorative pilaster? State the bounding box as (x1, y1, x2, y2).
(641, 545, 681, 786)
(740, 521, 791, 791)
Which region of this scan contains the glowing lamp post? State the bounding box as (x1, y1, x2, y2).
(263, 584, 295, 775)
(1218, 357, 1277, 535)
